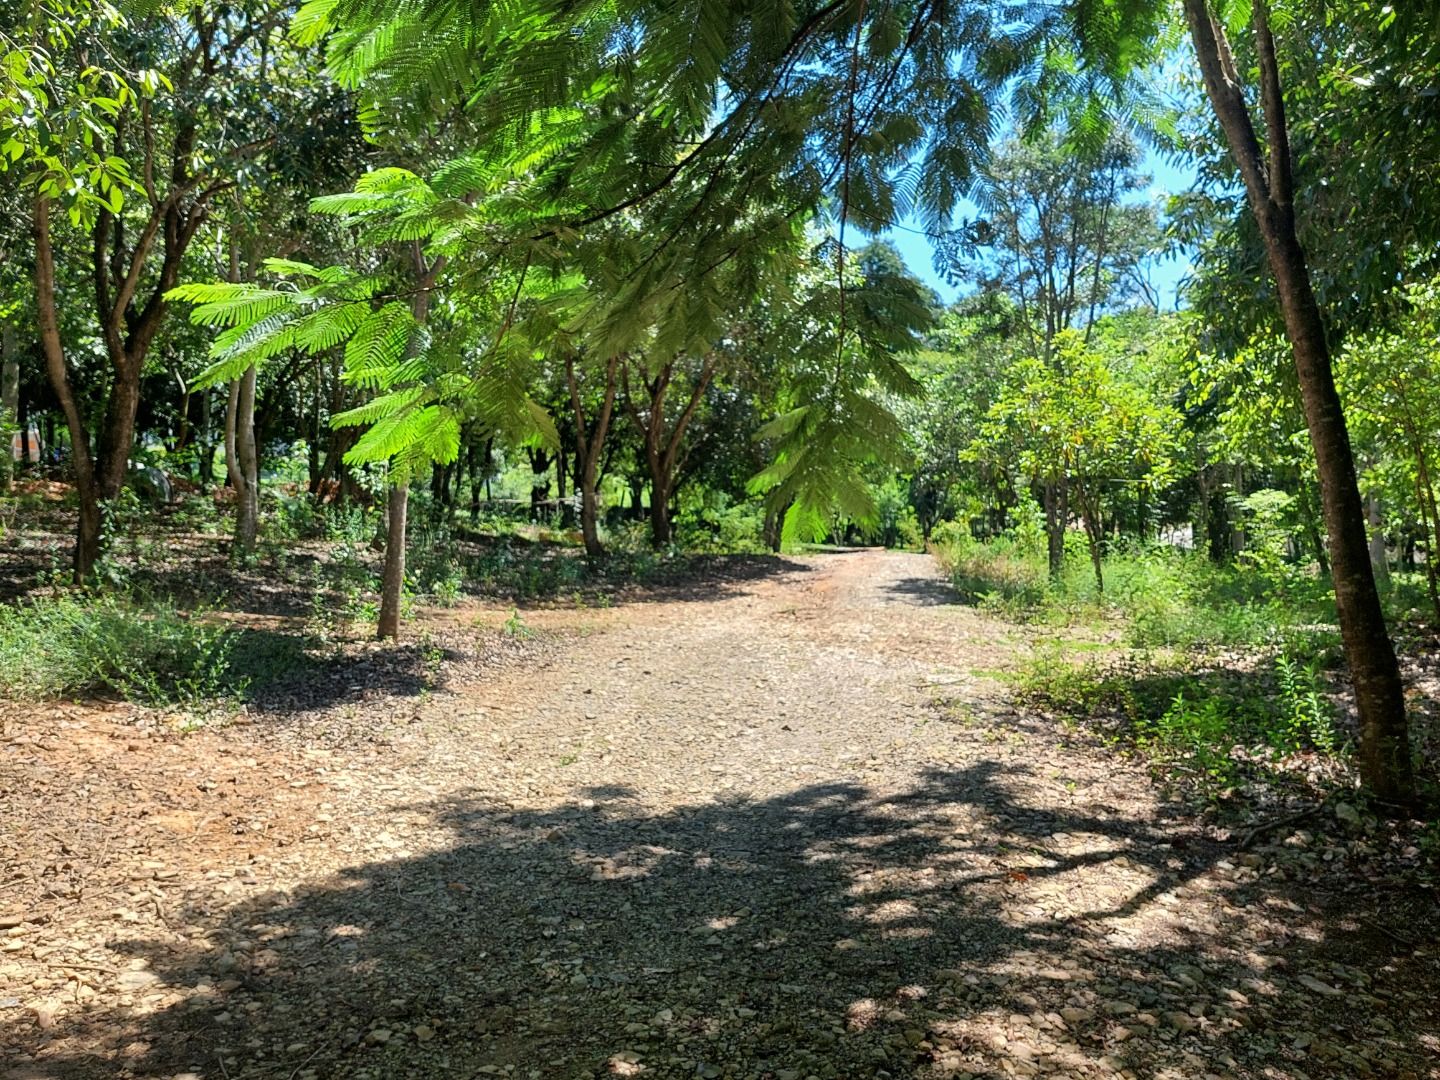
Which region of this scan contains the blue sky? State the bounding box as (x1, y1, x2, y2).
(884, 147, 1199, 311)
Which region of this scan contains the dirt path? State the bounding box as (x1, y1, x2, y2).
(2, 550, 1435, 1079)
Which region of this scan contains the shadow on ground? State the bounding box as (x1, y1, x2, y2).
(14, 761, 1435, 1079)
(881, 576, 966, 607)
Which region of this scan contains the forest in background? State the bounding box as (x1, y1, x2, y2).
(1, 0, 1439, 816)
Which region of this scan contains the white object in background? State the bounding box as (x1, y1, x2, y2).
(10, 427, 41, 463)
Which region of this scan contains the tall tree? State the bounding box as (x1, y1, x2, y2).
(937, 129, 1162, 576)
(566, 353, 620, 557)
(1177, 0, 1412, 804)
(4, 2, 293, 577)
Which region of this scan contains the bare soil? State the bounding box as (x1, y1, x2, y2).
(1, 549, 1436, 1079)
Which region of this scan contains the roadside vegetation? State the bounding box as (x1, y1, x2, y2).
(1, 1, 1437, 816)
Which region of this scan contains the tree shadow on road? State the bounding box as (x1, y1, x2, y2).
(13, 758, 1436, 1080)
(880, 576, 966, 607)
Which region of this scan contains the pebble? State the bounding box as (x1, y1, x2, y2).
(1296, 974, 1343, 998)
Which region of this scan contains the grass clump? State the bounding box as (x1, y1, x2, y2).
(1008, 641, 1347, 798)
(0, 592, 248, 710)
(934, 524, 1340, 652)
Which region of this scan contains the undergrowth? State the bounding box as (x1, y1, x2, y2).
(0, 592, 248, 710)
(1008, 641, 1348, 799)
(934, 530, 1344, 651)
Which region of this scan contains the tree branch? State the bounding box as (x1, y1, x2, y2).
(1251, 0, 1294, 210)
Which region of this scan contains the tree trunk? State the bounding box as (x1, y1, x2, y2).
(527, 448, 552, 520)
(1366, 491, 1389, 589)
(621, 354, 717, 550)
(484, 439, 494, 502)
(628, 474, 645, 521)
(33, 196, 104, 582)
(763, 500, 791, 553)
(307, 364, 323, 494)
(648, 479, 672, 547)
(233, 363, 259, 554)
(468, 436, 489, 521)
(568, 356, 619, 558)
(17, 394, 29, 476)
(556, 443, 572, 526)
(377, 244, 443, 640)
(1043, 478, 1065, 578)
(224, 378, 241, 490)
(1184, 0, 1412, 804)
(1075, 482, 1104, 594)
(198, 390, 215, 487)
(1412, 477, 1440, 625)
(96, 360, 142, 500)
(377, 482, 408, 640)
(0, 325, 17, 494)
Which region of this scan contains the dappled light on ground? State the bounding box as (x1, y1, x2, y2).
(2, 552, 1435, 1079)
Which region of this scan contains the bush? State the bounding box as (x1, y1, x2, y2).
(1011, 642, 1346, 799)
(933, 530, 1051, 613)
(675, 493, 767, 553)
(0, 592, 248, 708)
(931, 527, 1338, 651)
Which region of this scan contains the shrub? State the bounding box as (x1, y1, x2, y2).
(675, 493, 767, 553)
(0, 593, 248, 708)
(934, 531, 1051, 612)
(1012, 642, 1348, 799)
(931, 527, 1339, 651)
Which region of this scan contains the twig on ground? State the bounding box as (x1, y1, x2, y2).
(1237, 806, 1320, 849)
(51, 961, 119, 975)
(1360, 916, 1418, 949)
(285, 1046, 323, 1080)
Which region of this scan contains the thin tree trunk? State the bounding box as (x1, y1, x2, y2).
(377, 244, 443, 640)
(307, 362, 323, 493)
(198, 389, 215, 487)
(622, 355, 716, 549)
(556, 443, 570, 524)
(764, 499, 792, 553)
(233, 363, 259, 554)
(34, 197, 104, 581)
(469, 437, 486, 527)
(648, 478, 672, 547)
(224, 378, 241, 490)
(1411, 477, 1440, 625)
(527, 448, 552, 521)
(1184, 0, 1412, 804)
(1075, 480, 1104, 594)
(174, 386, 192, 456)
(0, 326, 17, 494)
(17, 395, 29, 476)
(568, 355, 618, 558)
(377, 482, 407, 639)
(1043, 478, 1064, 579)
(1366, 490, 1389, 589)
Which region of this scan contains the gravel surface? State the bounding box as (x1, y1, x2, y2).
(1, 549, 1436, 1079)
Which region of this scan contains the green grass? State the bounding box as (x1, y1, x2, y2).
(1006, 643, 1348, 799)
(936, 534, 1364, 799)
(0, 592, 249, 710)
(935, 535, 1342, 652)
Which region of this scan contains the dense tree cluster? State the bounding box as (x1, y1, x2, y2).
(2, 0, 1436, 802)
